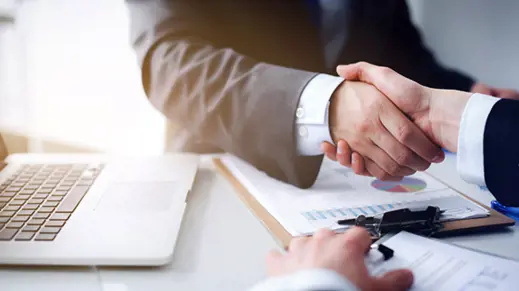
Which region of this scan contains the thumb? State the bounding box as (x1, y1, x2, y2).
(372, 269, 414, 291)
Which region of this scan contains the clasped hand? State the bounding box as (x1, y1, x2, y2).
(325, 64, 445, 181)
(322, 62, 519, 178)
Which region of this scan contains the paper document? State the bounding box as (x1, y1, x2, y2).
(371, 232, 519, 291)
(221, 156, 489, 236)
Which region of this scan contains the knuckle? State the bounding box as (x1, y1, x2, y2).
(385, 161, 401, 176)
(377, 172, 391, 181)
(378, 66, 393, 76)
(395, 151, 413, 166)
(355, 121, 371, 134)
(396, 123, 413, 143)
(349, 138, 363, 149)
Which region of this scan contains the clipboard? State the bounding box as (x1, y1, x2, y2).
(213, 158, 515, 248)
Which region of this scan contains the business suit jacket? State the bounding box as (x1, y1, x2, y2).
(126, 0, 474, 188)
(484, 99, 519, 206)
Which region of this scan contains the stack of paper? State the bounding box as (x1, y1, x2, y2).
(221, 156, 489, 236)
(371, 232, 519, 290)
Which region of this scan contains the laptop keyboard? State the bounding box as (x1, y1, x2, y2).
(0, 163, 104, 241)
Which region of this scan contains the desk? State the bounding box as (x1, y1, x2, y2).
(0, 154, 517, 291)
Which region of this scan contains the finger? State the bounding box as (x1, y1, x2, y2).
(313, 228, 335, 240)
(341, 226, 373, 254)
(360, 142, 415, 177)
(351, 153, 371, 176)
(379, 106, 443, 164)
(372, 269, 414, 291)
(497, 89, 519, 100)
(365, 157, 403, 181)
(336, 140, 352, 167)
(265, 249, 284, 276)
(371, 120, 430, 171)
(321, 142, 338, 161)
(288, 236, 309, 252)
(337, 62, 395, 95)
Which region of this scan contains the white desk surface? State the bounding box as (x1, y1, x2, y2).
(0, 153, 517, 291)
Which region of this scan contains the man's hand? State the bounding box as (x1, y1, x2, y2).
(471, 83, 519, 100)
(329, 81, 444, 181)
(322, 62, 472, 176)
(266, 228, 414, 291)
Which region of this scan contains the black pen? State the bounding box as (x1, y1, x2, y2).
(366, 243, 394, 264)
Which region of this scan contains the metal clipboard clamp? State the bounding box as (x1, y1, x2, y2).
(338, 206, 444, 238)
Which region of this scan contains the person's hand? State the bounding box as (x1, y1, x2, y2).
(266, 228, 414, 291)
(322, 140, 370, 176)
(471, 83, 519, 100)
(322, 62, 472, 176)
(328, 80, 444, 181)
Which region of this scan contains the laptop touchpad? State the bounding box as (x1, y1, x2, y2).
(95, 182, 177, 213)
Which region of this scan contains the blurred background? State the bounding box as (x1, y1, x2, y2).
(0, 0, 517, 154)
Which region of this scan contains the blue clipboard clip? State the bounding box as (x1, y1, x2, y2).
(491, 200, 519, 221)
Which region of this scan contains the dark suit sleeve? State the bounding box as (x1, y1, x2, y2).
(385, 0, 474, 91)
(125, 0, 323, 188)
(483, 99, 519, 206)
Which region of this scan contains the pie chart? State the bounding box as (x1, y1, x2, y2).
(371, 177, 427, 193)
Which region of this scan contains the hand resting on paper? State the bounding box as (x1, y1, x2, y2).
(252, 227, 413, 291)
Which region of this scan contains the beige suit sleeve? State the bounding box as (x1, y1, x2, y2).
(126, 0, 324, 188)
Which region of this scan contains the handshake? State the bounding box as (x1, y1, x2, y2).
(320, 62, 517, 180)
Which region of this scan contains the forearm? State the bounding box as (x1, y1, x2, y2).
(127, 0, 323, 187)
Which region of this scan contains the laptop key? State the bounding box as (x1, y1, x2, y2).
(40, 227, 61, 234)
(23, 225, 40, 232)
(12, 216, 30, 222)
(2, 192, 17, 198)
(18, 210, 35, 216)
(0, 228, 18, 240)
(4, 205, 21, 212)
(0, 211, 15, 217)
(50, 213, 70, 221)
(15, 231, 35, 241)
(10, 200, 25, 206)
(34, 194, 48, 199)
(35, 233, 57, 241)
(56, 186, 88, 213)
(15, 194, 31, 200)
(38, 207, 54, 213)
(22, 204, 39, 210)
(28, 218, 45, 225)
(44, 201, 59, 207)
(28, 198, 44, 204)
(7, 222, 24, 229)
(0, 217, 9, 223)
(45, 220, 65, 227)
(34, 212, 50, 219)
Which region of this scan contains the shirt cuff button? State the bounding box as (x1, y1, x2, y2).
(298, 126, 308, 137)
(296, 107, 305, 119)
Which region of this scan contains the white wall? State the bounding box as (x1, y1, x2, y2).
(408, 0, 519, 90)
(0, 0, 166, 153)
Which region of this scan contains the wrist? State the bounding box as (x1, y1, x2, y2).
(428, 88, 471, 152)
(329, 80, 348, 144)
(328, 80, 357, 144)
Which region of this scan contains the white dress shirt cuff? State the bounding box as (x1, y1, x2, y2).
(296, 74, 344, 156)
(457, 93, 499, 186)
(248, 269, 359, 291)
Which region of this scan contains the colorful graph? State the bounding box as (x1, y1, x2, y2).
(371, 177, 427, 193)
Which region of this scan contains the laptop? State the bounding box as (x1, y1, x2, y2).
(0, 148, 199, 266)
